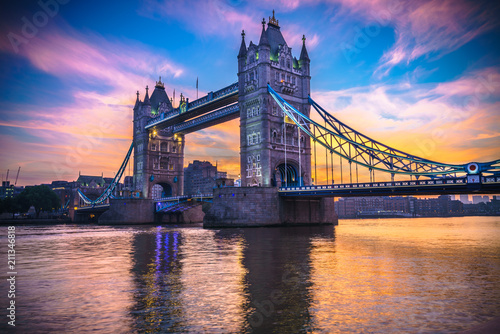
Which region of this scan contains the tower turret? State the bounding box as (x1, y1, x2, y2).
(143, 85, 151, 105)
(238, 30, 247, 75)
(299, 35, 310, 76)
(133, 90, 140, 110)
(258, 18, 270, 47)
(238, 30, 247, 58)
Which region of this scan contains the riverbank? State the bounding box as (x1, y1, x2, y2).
(0, 218, 72, 225)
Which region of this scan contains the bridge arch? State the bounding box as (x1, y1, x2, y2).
(80, 189, 102, 201)
(151, 182, 173, 199)
(274, 162, 300, 187)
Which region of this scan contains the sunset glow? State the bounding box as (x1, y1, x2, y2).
(0, 0, 499, 186)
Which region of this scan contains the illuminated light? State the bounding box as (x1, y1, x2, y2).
(74, 207, 78, 210)
(467, 163, 479, 174)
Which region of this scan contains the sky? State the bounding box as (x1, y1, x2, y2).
(0, 0, 499, 186)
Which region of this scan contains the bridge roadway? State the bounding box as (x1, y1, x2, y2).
(279, 176, 500, 197)
(74, 203, 110, 213)
(173, 103, 239, 134)
(145, 82, 238, 130)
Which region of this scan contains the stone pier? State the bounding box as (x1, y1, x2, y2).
(203, 187, 338, 227)
(98, 198, 155, 224)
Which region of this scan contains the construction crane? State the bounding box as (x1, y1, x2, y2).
(14, 167, 21, 186)
(5, 169, 9, 182)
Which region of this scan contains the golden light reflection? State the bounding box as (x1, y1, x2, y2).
(308, 217, 500, 332)
(30, 228, 136, 332)
(178, 229, 248, 332)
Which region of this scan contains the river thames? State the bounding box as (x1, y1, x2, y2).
(1, 216, 499, 333)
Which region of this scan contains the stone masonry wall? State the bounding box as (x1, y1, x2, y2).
(98, 198, 155, 224)
(204, 187, 338, 227)
(204, 187, 280, 227)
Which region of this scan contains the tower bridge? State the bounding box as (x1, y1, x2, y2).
(76, 11, 500, 226)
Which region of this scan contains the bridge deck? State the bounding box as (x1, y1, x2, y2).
(173, 104, 239, 134)
(146, 83, 238, 130)
(74, 204, 110, 213)
(279, 176, 500, 197)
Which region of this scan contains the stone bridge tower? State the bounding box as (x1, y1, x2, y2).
(133, 78, 184, 199)
(238, 11, 312, 187)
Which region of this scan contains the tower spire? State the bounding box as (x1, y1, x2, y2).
(143, 85, 150, 105)
(258, 18, 270, 47)
(300, 34, 310, 61)
(268, 9, 279, 27)
(155, 76, 164, 89)
(134, 90, 140, 109)
(238, 30, 247, 58)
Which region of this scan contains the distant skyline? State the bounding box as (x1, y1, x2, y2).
(1, 0, 499, 186)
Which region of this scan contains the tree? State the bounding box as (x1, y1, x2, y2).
(16, 185, 60, 218)
(0, 197, 24, 218)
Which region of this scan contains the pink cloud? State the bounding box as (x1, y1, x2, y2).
(140, 0, 320, 54)
(311, 67, 500, 171)
(0, 25, 204, 185)
(140, 0, 261, 37)
(371, 0, 496, 76)
(322, 0, 497, 76)
(432, 67, 500, 98)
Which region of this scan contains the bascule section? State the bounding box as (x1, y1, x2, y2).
(238, 12, 312, 188)
(133, 78, 185, 199)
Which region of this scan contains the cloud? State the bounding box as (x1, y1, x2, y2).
(0, 25, 184, 92)
(432, 67, 500, 99)
(310, 66, 500, 182)
(140, 0, 261, 37)
(319, 0, 497, 76)
(372, 0, 498, 76)
(0, 24, 190, 185)
(139, 0, 320, 53)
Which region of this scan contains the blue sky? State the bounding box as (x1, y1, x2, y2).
(0, 0, 499, 185)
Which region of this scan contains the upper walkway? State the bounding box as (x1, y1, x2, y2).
(145, 82, 238, 130)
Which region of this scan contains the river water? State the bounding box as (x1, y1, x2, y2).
(0, 217, 499, 333)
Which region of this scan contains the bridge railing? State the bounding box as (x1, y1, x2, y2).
(173, 104, 239, 132)
(211, 82, 239, 100)
(146, 82, 238, 129)
(278, 176, 487, 192)
(187, 82, 238, 109)
(155, 193, 213, 212)
(188, 95, 209, 109)
(156, 195, 190, 202)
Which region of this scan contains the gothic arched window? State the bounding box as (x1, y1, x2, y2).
(160, 157, 168, 169)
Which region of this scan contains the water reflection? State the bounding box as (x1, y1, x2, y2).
(309, 217, 500, 333)
(127, 225, 335, 333)
(236, 225, 335, 333)
(129, 227, 249, 332)
(0, 225, 136, 333)
(129, 227, 184, 332)
(1, 217, 498, 333)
